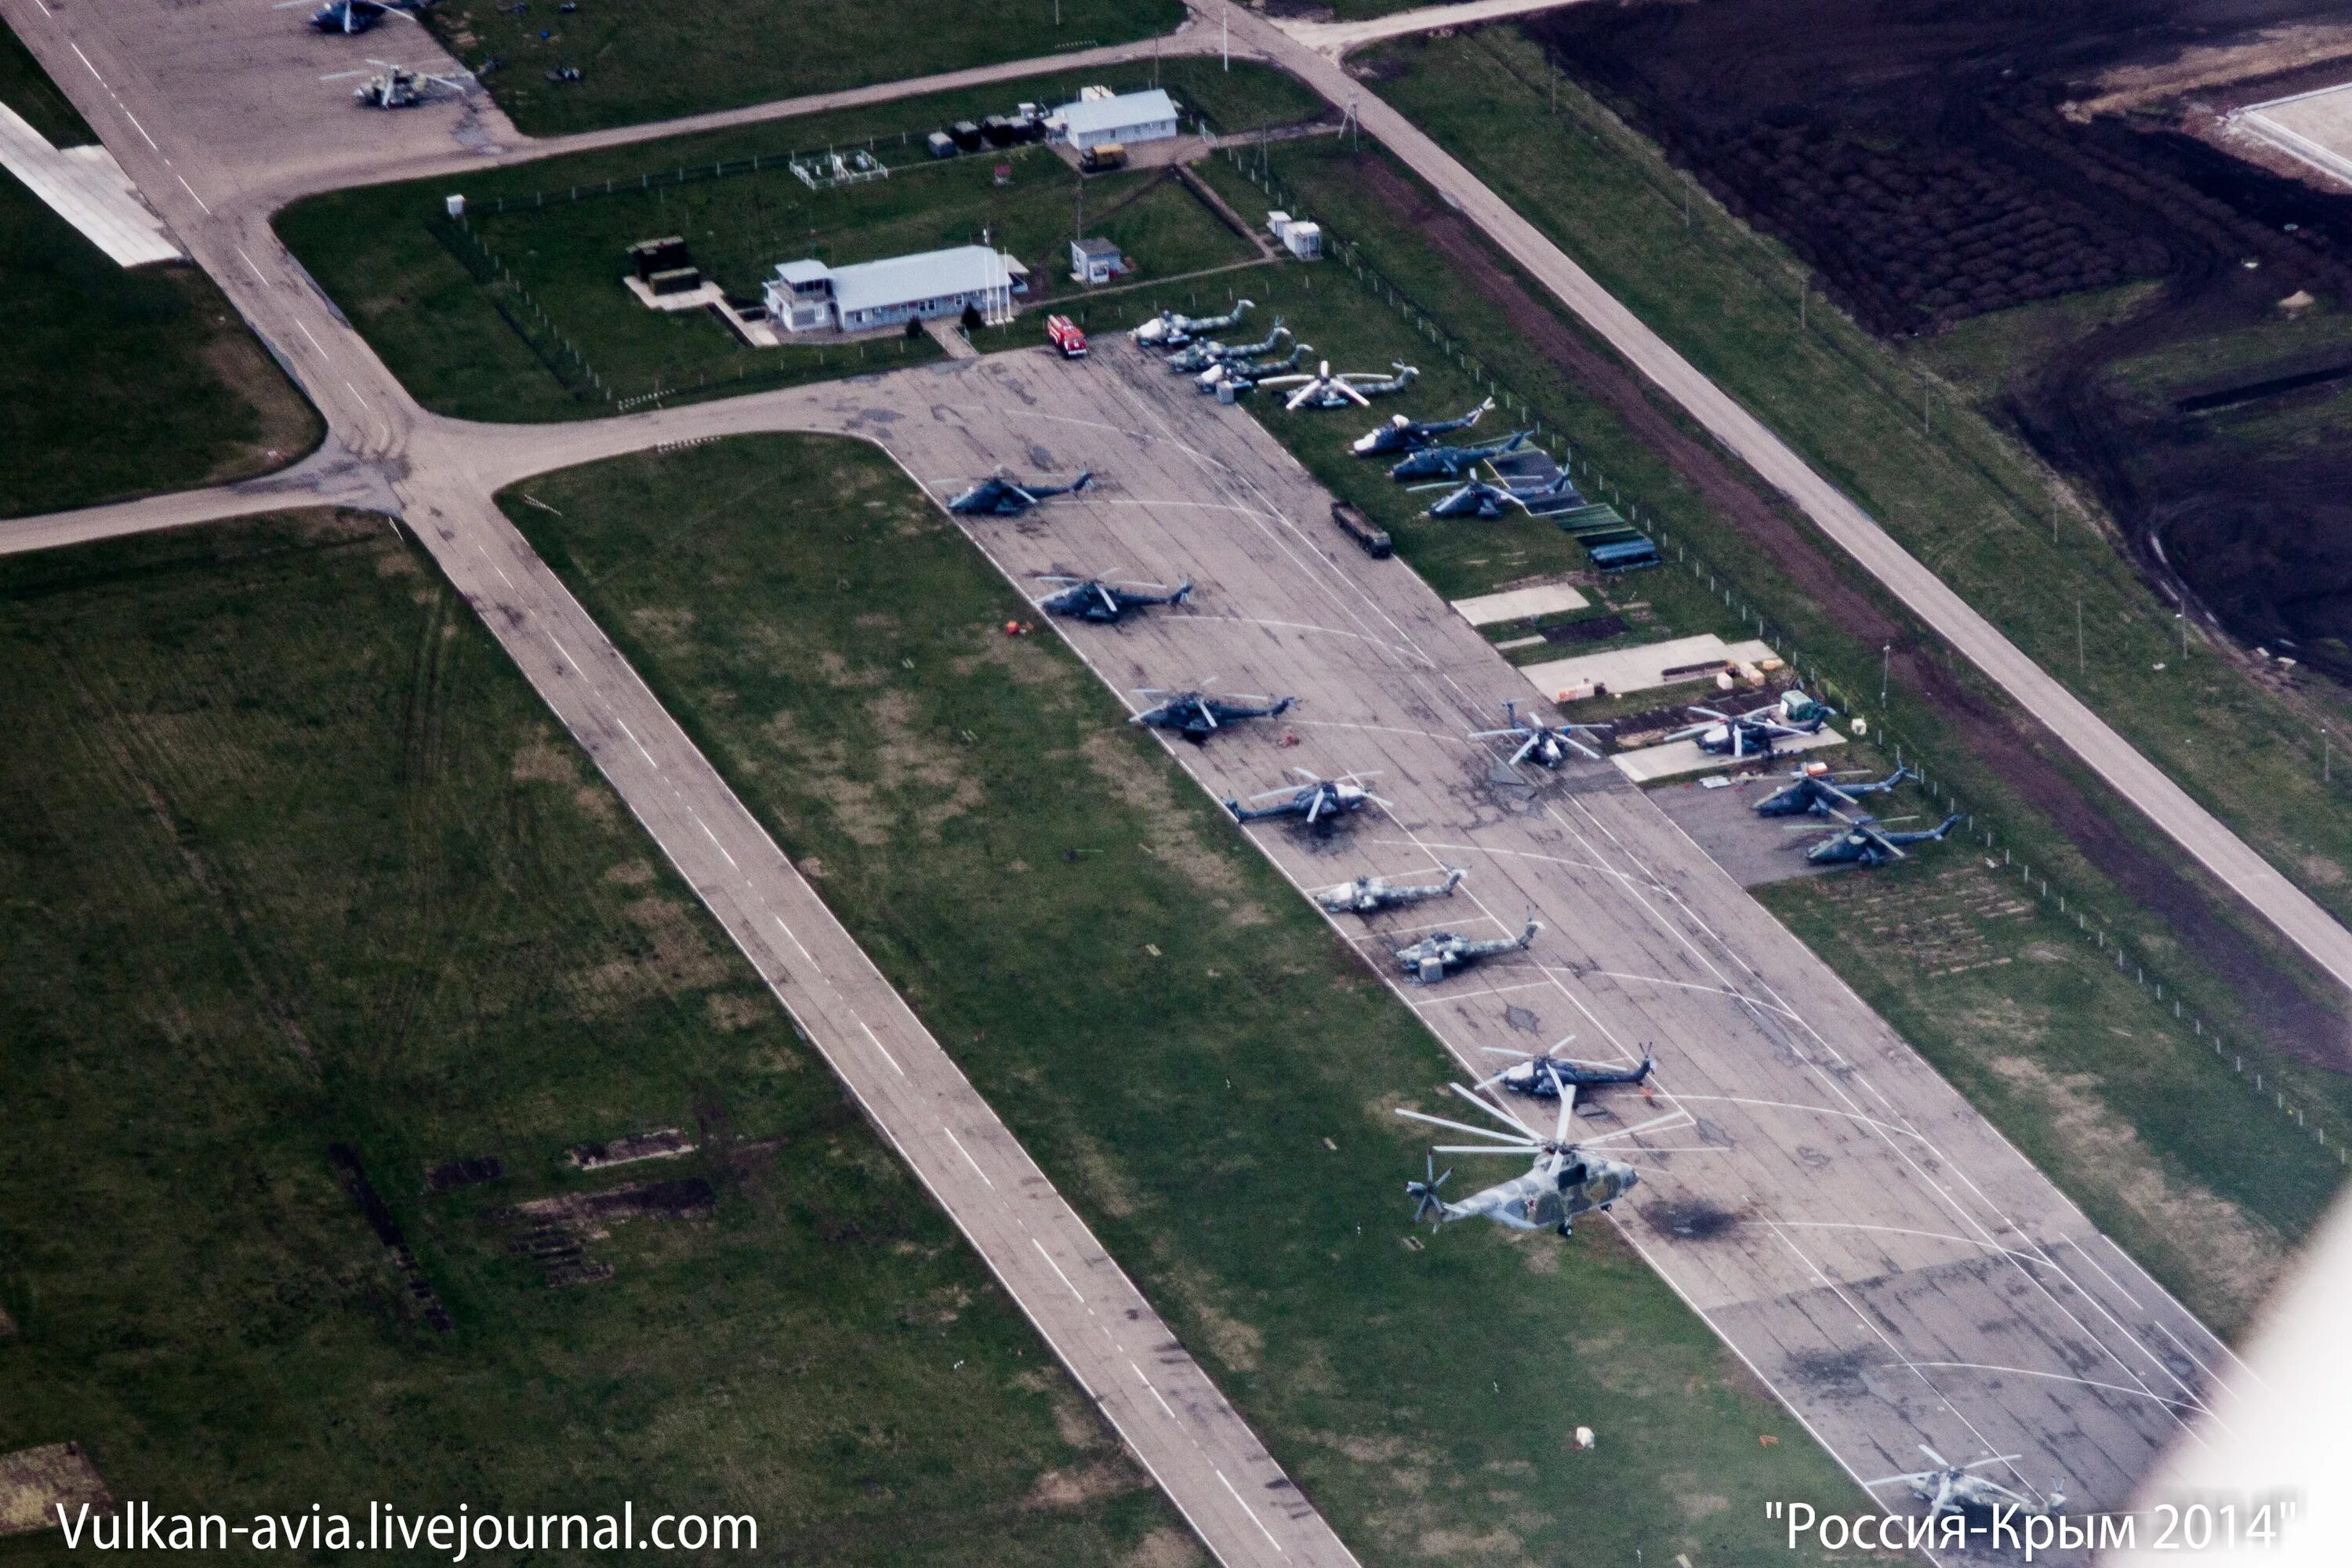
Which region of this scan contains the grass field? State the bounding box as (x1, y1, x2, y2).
(0, 513, 1181, 1566)
(278, 61, 1308, 421)
(1367, 30, 2352, 960)
(0, 27, 319, 517)
(422, 0, 1187, 136)
(509, 434, 1867, 1568)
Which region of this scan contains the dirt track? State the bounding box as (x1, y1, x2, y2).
(1345, 147, 2352, 1069)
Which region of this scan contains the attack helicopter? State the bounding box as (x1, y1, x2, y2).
(1319, 866, 1465, 916)
(1474, 1038, 1656, 1102)
(1033, 575, 1192, 624)
(1194, 343, 1311, 395)
(1752, 764, 1910, 818)
(1395, 917, 1540, 985)
(1472, 699, 1609, 768)
(1351, 397, 1494, 456)
(1255, 360, 1419, 412)
(1388, 430, 1533, 482)
(329, 60, 469, 108)
(1668, 690, 1835, 760)
(946, 470, 1094, 516)
(1800, 811, 1962, 868)
(284, 0, 417, 36)
(1397, 1080, 1644, 1238)
(1166, 320, 1290, 375)
(1223, 770, 1386, 834)
(1132, 299, 1252, 348)
(1129, 689, 1296, 742)
(1424, 466, 1581, 521)
(1864, 1446, 2065, 1520)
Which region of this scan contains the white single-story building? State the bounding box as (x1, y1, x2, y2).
(1069, 236, 1123, 285)
(1050, 87, 1180, 151)
(762, 245, 1025, 334)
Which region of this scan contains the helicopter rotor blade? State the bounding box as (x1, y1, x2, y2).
(1394, 1108, 1534, 1145)
(1445, 1082, 1537, 1134)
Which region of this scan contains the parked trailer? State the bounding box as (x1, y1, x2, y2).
(1330, 501, 1393, 559)
(1588, 539, 1661, 573)
(926, 131, 958, 159)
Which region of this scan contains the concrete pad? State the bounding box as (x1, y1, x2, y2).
(1613, 725, 1846, 785)
(622, 275, 727, 313)
(0, 104, 180, 266)
(2237, 82, 2352, 189)
(1519, 633, 1777, 700)
(1450, 581, 1589, 626)
(1645, 774, 1846, 888)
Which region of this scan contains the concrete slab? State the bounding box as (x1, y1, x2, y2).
(1644, 774, 1849, 888)
(1519, 633, 1777, 700)
(1613, 726, 1846, 786)
(2236, 81, 2352, 189)
(623, 275, 726, 313)
(0, 103, 180, 265)
(1450, 581, 1588, 626)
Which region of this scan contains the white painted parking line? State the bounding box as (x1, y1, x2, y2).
(940, 1125, 992, 1187)
(1032, 1237, 1085, 1303)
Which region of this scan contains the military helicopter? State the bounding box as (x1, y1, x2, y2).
(1397, 1080, 1642, 1238)
(1470, 699, 1609, 768)
(1423, 466, 1581, 520)
(1319, 866, 1465, 916)
(1223, 769, 1387, 833)
(282, 0, 417, 36)
(1194, 343, 1311, 395)
(1166, 320, 1289, 374)
(1129, 688, 1296, 742)
(1668, 690, 1836, 759)
(1388, 430, 1533, 482)
(1474, 1038, 1656, 1102)
(1033, 575, 1192, 624)
(1753, 763, 1910, 818)
(328, 60, 470, 108)
(1255, 360, 1420, 412)
(1132, 299, 1252, 348)
(1800, 811, 1963, 868)
(1396, 917, 1540, 985)
(1351, 397, 1494, 456)
(1864, 1446, 2065, 1520)
(946, 470, 1094, 516)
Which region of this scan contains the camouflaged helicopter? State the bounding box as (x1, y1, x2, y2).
(1388, 429, 1533, 482)
(1166, 319, 1290, 375)
(1668, 689, 1836, 760)
(946, 470, 1094, 516)
(1752, 763, 1910, 818)
(1475, 1038, 1657, 1102)
(1351, 397, 1494, 456)
(1470, 699, 1610, 768)
(1193, 343, 1311, 396)
(1864, 1446, 2066, 1521)
(1129, 689, 1295, 742)
(1424, 466, 1581, 520)
(1398, 1080, 1650, 1239)
(1033, 575, 1192, 624)
(1131, 299, 1252, 348)
(1318, 867, 1465, 916)
(1395, 918, 1540, 985)
(1255, 360, 1419, 411)
(1225, 770, 1386, 834)
(1799, 810, 1963, 868)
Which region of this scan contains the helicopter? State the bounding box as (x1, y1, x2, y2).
(1129, 689, 1296, 742)
(1223, 770, 1386, 834)
(945, 470, 1094, 516)
(328, 60, 469, 109)
(1166, 320, 1290, 374)
(1194, 343, 1311, 395)
(1470, 699, 1609, 768)
(1319, 866, 1465, 916)
(1388, 430, 1534, 482)
(1474, 1038, 1656, 1102)
(1397, 1080, 1643, 1238)
(1668, 690, 1836, 759)
(1352, 397, 1494, 456)
(1423, 466, 1581, 521)
(1752, 763, 1910, 818)
(1801, 811, 1963, 868)
(1396, 917, 1540, 985)
(283, 0, 417, 36)
(1864, 1446, 2065, 1520)
(1132, 299, 1252, 348)
(1255, 360, 1420, 412)
(1033, 575, 1192, 624)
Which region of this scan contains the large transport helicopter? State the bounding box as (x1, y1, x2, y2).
(1800, 810, 1963, 868)
(1318, 867, 1464, 916)
(1131, 299, 1252, 348)
(1254, 359, 1419, 411)
(1864, 1446, 2066, 1521)
(1668, 690, 1836, 760)
(1388, 430, 1532, 481)
(1223, 770, 1386, 834)
(1166, 320, 1290, 374)
(1394, 918, 1539, 985)
(1470, 699, 1609, 768)
(1351, 397, 1494, 456)
(946, 470, 1093, 516)
(1397, 1080, 1656, 1239)
(1752, 763, 1910, 818)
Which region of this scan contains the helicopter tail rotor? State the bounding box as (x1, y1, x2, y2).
(1406, 1153, 1452, 1227)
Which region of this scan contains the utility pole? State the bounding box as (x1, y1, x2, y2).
(1799, 281, 1806, 330)
(2077, 598, 2085, 674)
(1222, 12, 1229, 71)
(1880, 643, 1892, 708)
(2325, 724, 2333, 785)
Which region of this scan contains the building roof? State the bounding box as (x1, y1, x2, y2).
(824, 245, 1014, 315)
(1072, 236, 1121, 258)
(1052, 88, 1178, 139)
(774, 258, 831, 285)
